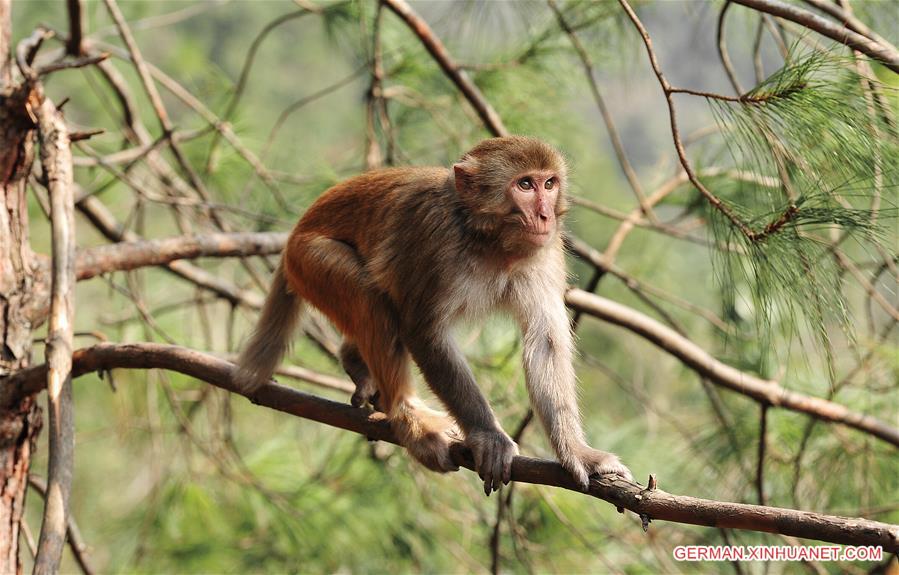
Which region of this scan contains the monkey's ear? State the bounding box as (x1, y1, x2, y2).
(453, 162, 477, 196)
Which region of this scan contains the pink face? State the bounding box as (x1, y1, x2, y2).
(508, 170, 560, 247)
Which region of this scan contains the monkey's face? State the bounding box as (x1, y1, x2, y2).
(506, 170, 560, 247)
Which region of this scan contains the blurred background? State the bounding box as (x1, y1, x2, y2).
(11, 0, 898, 572)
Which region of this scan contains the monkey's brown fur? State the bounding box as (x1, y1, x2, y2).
(236, 136, 632, 493)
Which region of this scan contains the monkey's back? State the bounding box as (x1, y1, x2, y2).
(287, 167, 466, 309)
(293, 167, 452, 251)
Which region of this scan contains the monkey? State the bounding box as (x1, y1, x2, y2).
(235, 136, 632, 494)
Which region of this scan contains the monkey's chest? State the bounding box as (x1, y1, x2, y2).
(446, 269, 512, 321)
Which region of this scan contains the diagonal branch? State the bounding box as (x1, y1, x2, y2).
(565, 288, 899, 448)
(382, 0, 508, 137)
(4, 343, 898, 551)
(733, 0, 899, 73)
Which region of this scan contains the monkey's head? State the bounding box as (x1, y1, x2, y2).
(453, 136, 569, 255)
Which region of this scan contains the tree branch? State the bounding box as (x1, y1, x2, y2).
(34, 95, 75, 575)
(65, 0, 84, 56)
(73, 231, 287, 281)
(4, 343, 898, 550)
(565, 288, 899, 448)
(617, 0, 757, 240)
(732, 0, 899, 73)
(28, 476, 95, 575)
(382, 0, 508, 137)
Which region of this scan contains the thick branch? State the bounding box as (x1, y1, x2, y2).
(565, 289, 899, 448)
(801, 0, 896, 51)
(733, 0, 899, 73)
(382, 0, 508, 137)
(35, 96, 75, 575)
(74, 231, 287, 281)
(4, 343, 897, 550)
(74, 196, 264, 308)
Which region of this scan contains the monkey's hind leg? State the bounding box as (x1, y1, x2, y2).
(354, 329, 459, 473)
(287, 235, 458, 473)
(339, 340, 378, 408)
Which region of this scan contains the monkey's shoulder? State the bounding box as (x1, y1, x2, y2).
(329, 166, 450, 200)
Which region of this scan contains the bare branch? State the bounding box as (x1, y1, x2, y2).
(565, 288, 899, 448)
(206, 8, 313, 173)
(5, 343, 898, 550)
(73, 231, 287, 282)
(15, 27, 53, 81)
(101, 0, 172, 131)
(34, 96, 75, 575)
(37, 53, 108, 76)
(73, 196, 264, 308)
(717, 1, 744, 94)
(732, 0, 899, 73)
(382, 0, 508, 137)
(65, 0, 85, 56)
(28, 476, 95, 575)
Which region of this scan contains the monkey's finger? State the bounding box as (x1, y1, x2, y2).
(472, 449, 485, 481)
(567, 461, 590, 492)
(501, 451, 514, 486)
(491, 454, 504, 493)
(484, 446, 499, 495)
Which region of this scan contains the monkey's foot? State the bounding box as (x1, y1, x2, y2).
(350, 381, 379, 409)
(392, 402, 460, 473)
(564, 445, 633, 492)
(339, 342, 378, 408)
(405, 428, 460, 473)
(466, 428, 519, 496)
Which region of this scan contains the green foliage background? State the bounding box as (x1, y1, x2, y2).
(12, 0, 899, 573)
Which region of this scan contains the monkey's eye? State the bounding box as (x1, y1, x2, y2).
(518, 177, 534, 190)
(545, 178, 555, 190)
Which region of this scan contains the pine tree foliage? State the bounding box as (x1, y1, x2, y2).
(705, 50, 897, 358)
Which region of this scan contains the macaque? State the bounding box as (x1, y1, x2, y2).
(236, 136, 632, 493)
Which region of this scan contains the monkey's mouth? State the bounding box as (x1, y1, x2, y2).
(524, 230, 552, 245)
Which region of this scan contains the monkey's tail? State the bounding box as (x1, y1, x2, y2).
(234, 261, 304, 393)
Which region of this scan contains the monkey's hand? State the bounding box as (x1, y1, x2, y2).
(563, 445, 632, 492)
(466, 429, 519, 495)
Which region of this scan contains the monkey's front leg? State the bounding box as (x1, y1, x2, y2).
(521, 304, 633, 491)
(404, 330, 518, 495)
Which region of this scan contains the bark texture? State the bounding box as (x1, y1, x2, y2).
(0, 80, 42, 573)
